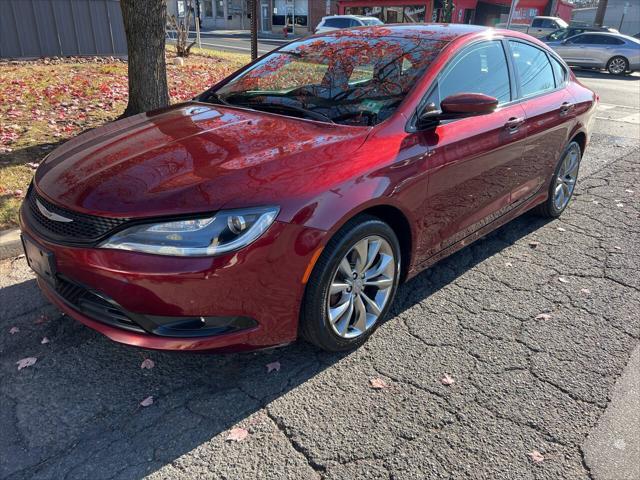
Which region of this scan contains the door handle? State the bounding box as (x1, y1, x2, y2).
(504, 117, 525, 133)
(559, 102, 574, 116)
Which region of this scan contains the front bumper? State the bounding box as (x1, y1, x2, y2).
(21, 206, 327, 352)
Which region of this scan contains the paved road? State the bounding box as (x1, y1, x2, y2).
(1, 78, 639, 479)
(169, 31, 291, 56)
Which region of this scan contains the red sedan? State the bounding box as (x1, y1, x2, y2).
(20, 24, 596, 352)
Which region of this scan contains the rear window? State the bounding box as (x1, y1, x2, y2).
(324, 18, 352, 28)
(550, 56, 567, 87)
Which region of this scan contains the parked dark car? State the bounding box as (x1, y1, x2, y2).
(21, 24, 596, 352)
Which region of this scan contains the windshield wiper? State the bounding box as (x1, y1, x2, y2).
(199, 91, 231, 106)
(230, 101, 335, 124)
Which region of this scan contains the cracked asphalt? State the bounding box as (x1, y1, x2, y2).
(1, 73, 639, 480)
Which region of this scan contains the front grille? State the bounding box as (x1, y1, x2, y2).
(55, 276, 145, 333)
(26, 185, 129, 244)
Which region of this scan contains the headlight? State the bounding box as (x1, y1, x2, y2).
(100, 206, 279, 256)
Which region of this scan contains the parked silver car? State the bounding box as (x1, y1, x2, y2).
(547, 32, 640, 75)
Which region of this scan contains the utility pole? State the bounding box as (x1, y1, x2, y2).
(250, 0, 258, 61)
(594, 0, 608, 27)
(506, 0, 519, 28)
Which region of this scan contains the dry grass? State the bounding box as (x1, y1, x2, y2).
(0, 48, 250, 230)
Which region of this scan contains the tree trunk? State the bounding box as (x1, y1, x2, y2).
(594, 0, 608, 27)
(120, 0, 170, 117)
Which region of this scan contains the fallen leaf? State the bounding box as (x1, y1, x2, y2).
(529, 450, 544, 463)
(16, 357, 37, 370)
(556, 227, 566, 232)
(580, 288, 591, 295)
(529, 241, 540, 249)
(226, 427, 249, 442)
(9, 326, 19, 334)
(34, 314, 49, 324)
(440, 374, 455, 386)
(535, 313, 551, 321)
(558, 277, 569, 283)
(140, 396, 154, 407)
(369, 377, 388, 389)
(266, 361, 281, 373)
(41, 337, 50, 344)
(140, 358, 155, 369)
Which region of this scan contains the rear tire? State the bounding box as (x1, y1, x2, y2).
(299, 215, 401, 352)
(533, 141, 582, 218)
(607, 56, 629, 75)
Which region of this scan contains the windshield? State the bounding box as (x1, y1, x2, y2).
(208, 32, 447, 126)
(548, 28, 572, 41)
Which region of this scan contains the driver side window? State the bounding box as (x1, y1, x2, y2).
(426, 41, 511, 108)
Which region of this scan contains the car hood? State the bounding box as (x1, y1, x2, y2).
(35, 103, 370, 219)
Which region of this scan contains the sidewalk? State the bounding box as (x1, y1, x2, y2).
(199, 29, 303, 41)
(583, 345, 640, 480)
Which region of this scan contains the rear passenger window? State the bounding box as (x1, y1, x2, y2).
(427, 40, 511, 107)
(509, 41, 555, 97)
(550, 56, 566, 87)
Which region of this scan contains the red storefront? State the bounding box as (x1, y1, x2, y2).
(338, 1, 434, 24)
(338, 0, 571, 26)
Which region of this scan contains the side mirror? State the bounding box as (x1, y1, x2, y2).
(416, 93, 498, 130)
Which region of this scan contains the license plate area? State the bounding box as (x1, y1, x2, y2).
(21, 235, 57, 286)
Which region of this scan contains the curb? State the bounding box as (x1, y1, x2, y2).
(0, 228, 22, 260)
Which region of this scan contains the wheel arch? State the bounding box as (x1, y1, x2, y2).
(570, 131, 587, 154)
(314, 201, 415, 285)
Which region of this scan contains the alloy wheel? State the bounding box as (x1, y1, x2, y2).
(553, 143, 581, 211)
(326, 235, 396, 339)
(608, 57, 627, 75)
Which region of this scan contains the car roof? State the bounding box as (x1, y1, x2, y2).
(322, 15, 372, 20)
(320, 23, 489, 41)
(572, 31, 638, 41)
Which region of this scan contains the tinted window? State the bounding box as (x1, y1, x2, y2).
(509, 41, 555, 97)
(531, 18, 543, 28)
(324, 18, 351, 28)
(570, 34, 597, 44)
(428, 41, 511, 106)
(550, 56, 566, 87)
(594, 35, 624, 45)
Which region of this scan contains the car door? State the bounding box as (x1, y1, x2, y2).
(560, 34, 604, 66)
(507, 40, 575, 203)
(416, 40, 528, 258)
(593, 35, 626, 68)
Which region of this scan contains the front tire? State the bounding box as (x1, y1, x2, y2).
(534, 140, 582, 218)
(299, 215, 401, 352)
(607, 56, 629, 75)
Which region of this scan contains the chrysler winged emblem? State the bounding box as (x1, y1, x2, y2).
(36, 199, 73, 223)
